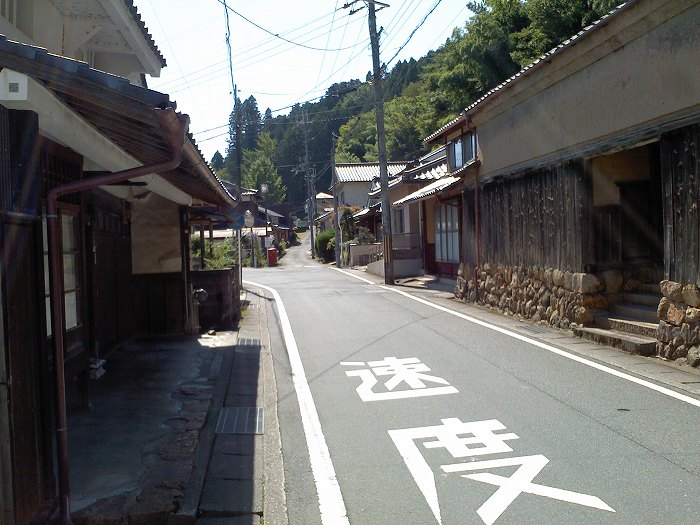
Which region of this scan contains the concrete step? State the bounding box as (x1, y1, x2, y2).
(622, 292, 661, 307)
(573, 326, 657, 356)
(607, 318, 658, 339)
(611, 302, 659, 323)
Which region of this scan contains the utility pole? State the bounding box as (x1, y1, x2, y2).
(332, 134, 342, 266)
(304, 108, 316, 258)
(367, 0, 394, 284)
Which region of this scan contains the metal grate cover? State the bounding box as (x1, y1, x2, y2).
(236, 338, 262, 354)
(215, 407, 264, 435)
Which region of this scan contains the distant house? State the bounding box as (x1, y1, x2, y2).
(0, 2, 236, 522)
(316, 191, 333, 216)
(332, 161, 407, 208)
(425, 0, 700, 362)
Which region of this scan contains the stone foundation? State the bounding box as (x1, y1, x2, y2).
(657, 280, 700, 366)
(454, 263, 606, 330)
(455, 264, 700, 369)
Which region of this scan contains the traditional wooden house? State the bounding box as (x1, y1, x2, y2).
(0, 2, 236, 522)
(390, 146, 456, 278)
(426, 0, 700, 363)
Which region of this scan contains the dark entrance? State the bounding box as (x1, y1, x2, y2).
(592, 142, 664, 272)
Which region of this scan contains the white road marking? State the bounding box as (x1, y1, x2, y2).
(244, 280, 349, 525)
(332, 268, 700, 409)
(342, 357, 459, 401)
(443, 456, 614, 524)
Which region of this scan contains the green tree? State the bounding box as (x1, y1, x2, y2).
(210, 150, 224, 171)
(240, 95, 262, 151)
(241, 132, 286, 204)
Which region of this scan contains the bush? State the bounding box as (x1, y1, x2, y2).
(353, 227, 375, 244)
(315, 229, 335, 262)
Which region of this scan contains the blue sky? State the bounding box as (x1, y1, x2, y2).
(133, 1, 472, 161)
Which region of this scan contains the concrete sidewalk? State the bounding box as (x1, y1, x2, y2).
(189, 287, 287, 525)
(68, 285, 286, 525)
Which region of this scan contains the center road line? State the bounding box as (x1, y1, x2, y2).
(244, 280, 350, 525)
(332, 268, 700, 409)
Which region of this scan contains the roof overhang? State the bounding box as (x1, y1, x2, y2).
(392, 176, 462, 208)
(0, 35, 234, 208)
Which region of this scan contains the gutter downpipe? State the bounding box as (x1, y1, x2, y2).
(474, 162, 481, 302)
(46, 109, 189, 525)
(465, 112, 481, 302)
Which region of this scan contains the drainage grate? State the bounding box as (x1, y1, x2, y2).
(237, 338, 261, 347)
(518, 325, 549, 335)
(236, 338, 262, 354)
(215, 407, 264, 435)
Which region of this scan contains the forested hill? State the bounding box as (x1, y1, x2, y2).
(212, 0, 619, 214)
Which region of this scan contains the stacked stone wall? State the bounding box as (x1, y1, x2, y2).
(657, 280, 700, 366)
(455, 263, 606, 330)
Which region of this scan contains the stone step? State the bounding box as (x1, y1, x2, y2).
(611, 302, 659, 323)
(607, 318, 659, 339)
(622, 292, 661, 307)
(573, 326, 657, 356)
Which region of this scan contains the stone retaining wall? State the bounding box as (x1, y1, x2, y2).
(657, 280, 700, 366)
(455, 263, 607, 330)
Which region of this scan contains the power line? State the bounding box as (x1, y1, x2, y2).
(215, 0, 363, 52)
(384, 0, 445, 67)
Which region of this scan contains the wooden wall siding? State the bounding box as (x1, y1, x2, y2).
(661, 124, 700, 285)
(475, 160, 590, 271)
(0, 106, 9, 211)
(131, 273, 186, 336)
(1, 109, 41, 215)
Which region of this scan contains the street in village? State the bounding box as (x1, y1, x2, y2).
(243, 233, 700, 525)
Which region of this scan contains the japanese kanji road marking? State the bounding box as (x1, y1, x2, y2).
(443, 455, 615, 525)
(342, 357, 458, 401)
(390, 418, 614, 525)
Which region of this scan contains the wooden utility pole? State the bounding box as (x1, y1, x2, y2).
(332, 134, 342, 266)
(368, 0, 394, 284)
(304, 108, 316, 258)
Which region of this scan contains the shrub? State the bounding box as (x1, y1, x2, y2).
(353, 227, 375, 244)
(315, 229, 335, 262)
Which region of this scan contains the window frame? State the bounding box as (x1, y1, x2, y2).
(434, 202, 460, 263)
(43, 204, 83, 337)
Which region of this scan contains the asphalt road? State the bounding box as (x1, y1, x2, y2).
(244, 235, 700, 525)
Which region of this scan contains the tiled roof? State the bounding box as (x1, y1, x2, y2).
(335, 162, 408, 183)
(424, 1, 633, 143)
(124, 0, 167, 67)
(393, 177, 461, 207)
(404, 146, 448, 181)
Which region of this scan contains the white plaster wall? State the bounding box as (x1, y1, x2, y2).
(131, 193, 182, 274)
(338, 182, 371, 207)
(473, 2, 700, 178)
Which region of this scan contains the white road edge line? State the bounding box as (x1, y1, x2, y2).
(244, 280, 350, 525)
(332, 268, 700, 409)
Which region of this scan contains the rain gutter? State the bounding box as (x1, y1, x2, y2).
(46, 107, 190, 524)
